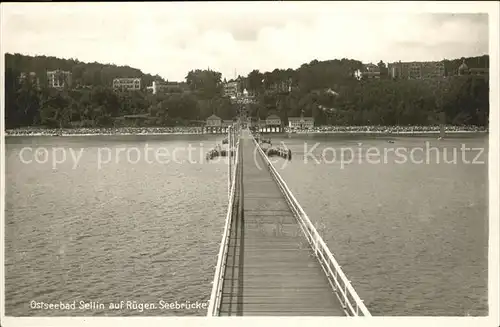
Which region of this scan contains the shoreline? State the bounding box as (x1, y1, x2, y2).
(4, 132, 205, 137)
(4, 127, 204, 137)
(4, 129, 487, 137)
(284, 130, 488, 135)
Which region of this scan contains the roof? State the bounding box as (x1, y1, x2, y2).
(266, 114, 281, 120)
(207, 114, 221, 120)
(289, 117, 314, 121)
(223, 119, 233, 123)
(113, 77, 141, 81)
(325, 88, 338, 95)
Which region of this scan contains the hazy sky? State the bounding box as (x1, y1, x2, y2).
(1, 2, 492, 82)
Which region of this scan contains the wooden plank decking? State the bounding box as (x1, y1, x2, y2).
(219, 132, 345, 316)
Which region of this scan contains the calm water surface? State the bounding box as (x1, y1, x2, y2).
(5, 133, 488, 316)
(269, 133, 488, 316)
(5, 134, 228, 316)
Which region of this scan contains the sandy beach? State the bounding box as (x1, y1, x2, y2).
(290, 130, 487, 135)
(4, 125, 487, 137)
(4, 127, 204, 137)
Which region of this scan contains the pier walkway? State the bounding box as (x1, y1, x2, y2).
(208, 129, 371, 317)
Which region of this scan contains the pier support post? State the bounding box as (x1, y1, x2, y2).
(228, 126, 232, 200)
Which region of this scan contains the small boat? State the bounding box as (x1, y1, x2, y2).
(265, 146, 292, 160)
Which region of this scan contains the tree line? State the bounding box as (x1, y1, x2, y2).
(5, 53, 164, 88)
(4, 53, 489, 129)
(236, 56, 489, 126)
(5, 54, 236, 128)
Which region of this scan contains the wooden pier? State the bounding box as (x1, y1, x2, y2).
(208, 129, 371, 317)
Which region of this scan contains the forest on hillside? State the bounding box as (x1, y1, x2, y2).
(4, 53, 489, 128)
(5, 53, 164, 87)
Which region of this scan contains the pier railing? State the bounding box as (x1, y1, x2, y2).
(207, 128, 240, 317)
(252, 134, 372, 317)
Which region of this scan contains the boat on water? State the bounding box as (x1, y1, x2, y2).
(265, 146, 292, 161)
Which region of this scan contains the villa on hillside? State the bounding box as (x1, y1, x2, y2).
(223, 80, 239, 98)
(458, 60, 489, 77)
(363, 63, 379, 72)
(354, 68, 380, 80)
(288, 115, 314, 129)
(47, 70, 72, 88)
(113, 77, 141, 91)
(387, 61, 445, 79)
(206, 114, 222, 127)
(147, 81, 188, 94)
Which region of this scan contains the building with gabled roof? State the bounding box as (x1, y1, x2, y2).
(206, 114, 222, 127)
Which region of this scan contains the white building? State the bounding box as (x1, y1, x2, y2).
(266, 114, 281, 126)
(288, 116, 314, 129)
(47, 70, 72, 88)
(206, 114, 222, 127)
(223, 81, 239, 98)
(147, 81, 161, 94)
(147, 81, 185, 94)
(113, 77, 141, 91)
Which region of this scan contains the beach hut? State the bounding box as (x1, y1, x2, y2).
(205, 114, 222, 133)
(265, 114, 282, 132)
(288, 113, 314, 129)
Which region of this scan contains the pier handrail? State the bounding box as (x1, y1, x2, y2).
(207, 131, 240, 316)
(251, 133, 371, 317)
